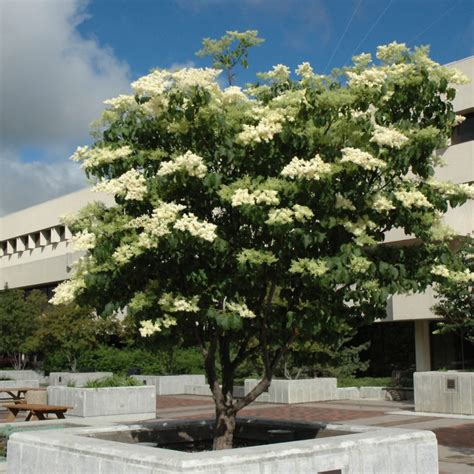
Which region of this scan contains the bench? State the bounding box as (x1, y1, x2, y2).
(3, 403, 72, 422)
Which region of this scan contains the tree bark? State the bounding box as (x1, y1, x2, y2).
(213, 405, 236, 450)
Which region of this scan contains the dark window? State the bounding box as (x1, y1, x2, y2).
(452, 111, 474, 145)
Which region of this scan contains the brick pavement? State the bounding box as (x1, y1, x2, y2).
(156, 395, 214, 409)
(432, 423, 474, 449)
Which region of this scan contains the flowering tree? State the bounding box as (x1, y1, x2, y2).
(52, 34, 473, 449)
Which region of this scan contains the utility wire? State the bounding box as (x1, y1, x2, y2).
(346, 0, 394, 64)
(324, 0, 363, 73)
(410, 1, 461, 44)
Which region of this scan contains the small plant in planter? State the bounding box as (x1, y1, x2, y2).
(84, 375, 140, 388)
(51, 30, 472, 450)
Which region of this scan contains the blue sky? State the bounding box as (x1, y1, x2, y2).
(1, 0, 473, 215)
(82, 0, 473, 82)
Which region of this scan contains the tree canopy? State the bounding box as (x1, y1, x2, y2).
(51, 34, 473, 448)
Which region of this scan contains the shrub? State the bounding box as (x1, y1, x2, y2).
(84, 375, 140, 388)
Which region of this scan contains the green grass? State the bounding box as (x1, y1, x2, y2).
(337, 377, 392, 388)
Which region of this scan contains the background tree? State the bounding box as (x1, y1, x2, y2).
(51, 33, 473, 449)
(0, 287, 46, 369)
(23, 304, 122, 372)
(432, 238, 474, 368)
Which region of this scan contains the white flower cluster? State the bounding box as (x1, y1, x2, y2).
(260, 64, 291, 83)
(335, 194, 355, 211)
(352, 53, 372, 67)
(237, 109, 285, 144)
(231, 188, 279, 207)
(50, 278, 85, 305)
(370, 124, 408, 149)
(129, 202, 186, 236)
(289, 258, 329, 277)
(71, 231, 96, 251)
(349, 255, 372, 273)
(225, 301, 256, 319)
(222, 86, 248, 103)
(113, 244, 140, 266)
(454, 115, 466, 126)
(157, 151, 207, 178)
(266, 208, 294, 225)
(266, 204, 314, 226)
(394, 190, 432, 209)
(94, 169, 147, 201)
(139, 316, 177, 337)
(431, 265, 474, 283)
(103, 95, 136, 110)
(281, 155, 333, 180)
(173, 213, 217, 242)
(429, 222, 456, 241)
(376, 42, 407, 62)
(159, 293, 200, 313)
(428, 180, 474, 200)
(372, 194, 395, 212)
(446, 68, 470, 85)
(340, 147, 386, 171)
(295, 62, 314, 79)
(347, 68, 387, 89)
(132, 67, 221, 97)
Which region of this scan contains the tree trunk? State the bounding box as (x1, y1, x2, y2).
(213, 406, 236, 450)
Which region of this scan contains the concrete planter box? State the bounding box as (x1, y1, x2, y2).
(0, 380, 39, 389)
(245, 378, 337, 404)
(414, 371, 474, 415)
(0, 371, 46, 384)
(49, 372, 113, 387)
(132, 375, 205, 395)
(7, 418, 438, 473)
(47, 386, 156, 418)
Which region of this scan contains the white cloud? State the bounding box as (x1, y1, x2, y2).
(0, 148, 88, 216)
(0, 0, 131, 214)
(0, 0, 131, 148)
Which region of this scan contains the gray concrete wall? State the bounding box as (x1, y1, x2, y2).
(245, 378, 337, 404)
(0, 380, 39, 389)
(7, 422, 438, 473)
(0, 371, 46, 384)
(49, 372, 113, 387)
(132, 375, 205, 395)
(47, 386, 156, 417)
(414, 371, 474, 415)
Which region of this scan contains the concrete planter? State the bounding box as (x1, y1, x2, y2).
(132, 375, 205, 395)
(0, 380, 39, 389)
(47, 386, 156, 418)
(49, 372, 113, 387)
(245, 378, 337, 404)
(0, 371, 46, 384)
(414, 371, 474, 415)
(7, 418, 438, 473)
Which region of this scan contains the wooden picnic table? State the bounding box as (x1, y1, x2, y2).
(3, 403, 72, 422)
(0, 387, 44, 403)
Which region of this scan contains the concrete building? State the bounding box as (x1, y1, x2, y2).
(0, 57, 473, 372)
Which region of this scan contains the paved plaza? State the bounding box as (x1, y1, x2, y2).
(2, 394, 473, 473)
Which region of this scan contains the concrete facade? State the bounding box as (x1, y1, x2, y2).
(6, 422, 438, 474)
(49, 372, 113, 387)
(245, 378, 337, 404)
(131, 375, 205, 395)
(414, 371, 474, 415)
(47, 386, 156, 418)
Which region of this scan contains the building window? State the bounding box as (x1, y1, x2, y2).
(452, 111, 474, 145)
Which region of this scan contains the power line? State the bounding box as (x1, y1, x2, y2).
(324, 0, 363, 73)
(347, 0, 394, 64)
(410, 1, 461, 44)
